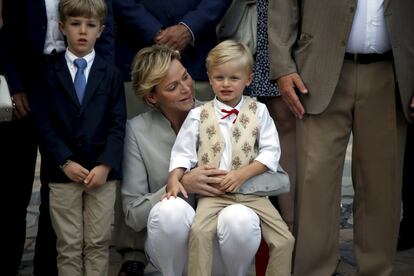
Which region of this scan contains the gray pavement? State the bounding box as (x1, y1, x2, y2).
(19, 140, 414, 275)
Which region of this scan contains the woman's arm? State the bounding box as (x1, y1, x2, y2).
(121, 121, 166, 232)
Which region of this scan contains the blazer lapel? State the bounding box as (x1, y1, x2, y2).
(55, 55, 81, 108)
(79, 55, 106, 112)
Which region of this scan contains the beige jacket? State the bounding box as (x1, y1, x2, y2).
(268, 0, 414, 121)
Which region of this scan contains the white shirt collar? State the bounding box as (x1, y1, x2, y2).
(65, 49, 95, 68)
(214, 96, 244, 116)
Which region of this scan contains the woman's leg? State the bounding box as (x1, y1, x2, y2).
(217, 204, 262, 276)
(145, 197, 195, 276)
(265, 97, 296, 231)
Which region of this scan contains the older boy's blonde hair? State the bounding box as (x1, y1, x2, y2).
(59, 0, 107, 25)
(131, 45, 181, 107)
(206, 40, 254, 74)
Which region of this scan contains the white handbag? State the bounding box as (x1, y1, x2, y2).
(217, 0, 257, 54)
(0, 75, 13, 122)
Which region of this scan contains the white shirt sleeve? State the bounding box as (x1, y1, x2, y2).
(169, 108, 201, 172)
(254, 102, 281, 172)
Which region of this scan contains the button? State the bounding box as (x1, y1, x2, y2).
(341, 40, 347, 46)
(350, 6, 355, 13)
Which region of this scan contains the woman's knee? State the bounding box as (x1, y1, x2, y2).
(217, 204, 261, 243)
(148, 197, 195, 235)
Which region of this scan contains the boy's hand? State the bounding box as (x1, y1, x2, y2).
(220, 169, 247, 193)
(83, 164, 111, 189)
(62, 161, 89, 183)
(162, 177, 188, 200)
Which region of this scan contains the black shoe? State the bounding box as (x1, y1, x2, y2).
(397, 235, 414, 251)
(118, 260, 145, 276)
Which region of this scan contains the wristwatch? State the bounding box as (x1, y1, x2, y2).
(59, 159, 71, 170)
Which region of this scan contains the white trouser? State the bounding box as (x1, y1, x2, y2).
(145, 197, 261, 276)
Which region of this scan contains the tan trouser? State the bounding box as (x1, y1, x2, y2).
(293, 60, 406, 276)
(188, 194, 294, 276)
(49, 181, 117, 276)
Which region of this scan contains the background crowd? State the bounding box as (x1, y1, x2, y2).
(0, 0, 413, 275)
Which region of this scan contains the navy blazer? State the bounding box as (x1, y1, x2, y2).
(113, 0, 231, 81)
(3, 0, 115, 96)
(34, 53, 126, 183)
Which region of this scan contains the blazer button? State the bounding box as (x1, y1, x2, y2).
(341, 40, 347, 47)
(350, 6, 355, 13)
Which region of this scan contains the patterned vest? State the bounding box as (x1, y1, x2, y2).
(198, 97, 259, 170)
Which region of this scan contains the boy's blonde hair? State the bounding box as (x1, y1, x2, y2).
(131, 45, 181, 107)
(59, 0, 107, 26)
(206, 40, 254, 74)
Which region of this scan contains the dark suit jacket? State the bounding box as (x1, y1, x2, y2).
(34, 53, 126, 183)
(3, 0, 115, 97)
(113, 0, 231, 81)
(268, 0, 414, 121)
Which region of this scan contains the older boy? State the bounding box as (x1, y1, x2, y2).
(166, 40, 294, 276)
(33, 0, 125, 275)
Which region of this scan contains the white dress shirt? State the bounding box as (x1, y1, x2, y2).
(169, 96, 281, 173)
(44, 0, 66, 54)
(65, 49, 95, 82)
(347, 0, 391, 54)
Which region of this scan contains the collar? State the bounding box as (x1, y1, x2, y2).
(65, 48, 95, 69)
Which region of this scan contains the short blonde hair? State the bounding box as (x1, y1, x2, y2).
(206, 40, 254, 74)
(131, 45, 181, 107)
(59, 0, 107, 26)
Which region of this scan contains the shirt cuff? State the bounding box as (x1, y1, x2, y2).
(255, 153, 278, 173)
(179, 22, 195, 45)
(169, 156, 194, 173)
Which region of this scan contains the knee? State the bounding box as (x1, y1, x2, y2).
(148, 197, 194, 236)
(217, 204, 261, 243)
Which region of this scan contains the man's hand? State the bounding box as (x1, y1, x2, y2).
(62, 161, 89, 183)
(154, 24, 192, 51)
(83, 164, 111, 189)
(181, 165, 227, 197)
(277, 73, 308, 119)
(410, 96, 414, 118)
(12, 93, 31, 119)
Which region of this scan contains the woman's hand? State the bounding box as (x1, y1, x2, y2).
(181, 165, 227, 196)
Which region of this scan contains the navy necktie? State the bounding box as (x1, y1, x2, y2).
(74, 58, 87, 103)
